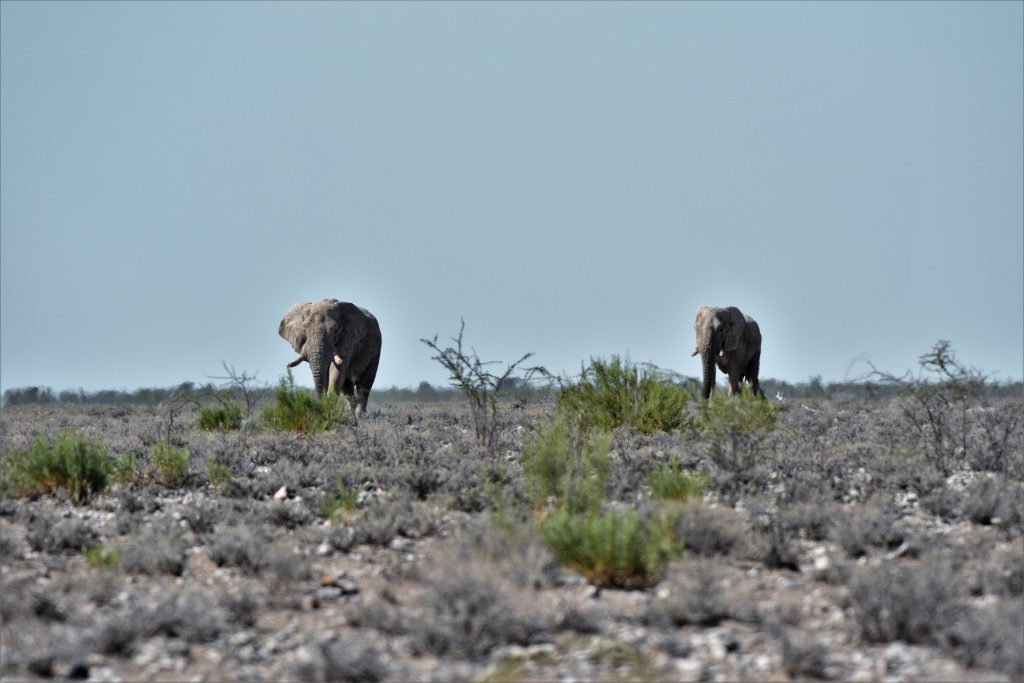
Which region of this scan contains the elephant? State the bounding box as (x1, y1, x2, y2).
(690, 305, 765, 400)
(278, 299, 382, 414)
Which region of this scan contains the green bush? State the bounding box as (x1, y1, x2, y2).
(111, 453, 138, 485)
(648, 464, 708, 503)
(697, 386, 778, 434)
(197, 400, 244, 431)
(522, 418, 610, 514)
(84, 544, 122, 569)
(319, 481, 359, 521)
(1, 430, 126, 503)
(697, 387, 778, 469)
(556, 356, 690, 435)
(539, 507, 683, 589)
(521, 417, 684, 587)
(260, 371, 350, 434)
(205, 460, 233, 487)
(149, 443, 189, 486)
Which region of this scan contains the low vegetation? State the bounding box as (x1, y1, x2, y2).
(1, 430, 134, 503)
(84, 544, 122, 569)
(518, 415, 689, 588)
(873, 340, 992, 474)
(204, 460, 233, 487)
(258, 371, 350, 433)
(1, 341, 1021, 681)
(556, 355, 692, 434)
(319, 481, 359, 521)
(197, 401, 244, 431)
(539, 506, 682, 589)
(148, 442, 189, 487)
(647, 463, 708, 503)
(421, 319, 545, 453)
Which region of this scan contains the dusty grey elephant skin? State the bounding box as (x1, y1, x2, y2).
(691, 305, 764, 400)
(279, 299, 382, 414)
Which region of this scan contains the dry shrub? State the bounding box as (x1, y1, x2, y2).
(849, 557, 961, 645)
(645, 558, 756, 628)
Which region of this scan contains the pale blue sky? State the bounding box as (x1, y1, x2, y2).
(2, 1, 1022, 393)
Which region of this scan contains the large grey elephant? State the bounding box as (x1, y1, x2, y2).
(279, 299, 381, 413)
(690, 305, 764, 400)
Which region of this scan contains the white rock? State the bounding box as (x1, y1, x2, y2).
(673, 658, 703, 682)
(273, 486, 288, 501)
(812, 546, 831, 572)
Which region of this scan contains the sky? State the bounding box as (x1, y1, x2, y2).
(2, 1, 1022, 395)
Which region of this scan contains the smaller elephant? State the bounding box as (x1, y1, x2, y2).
(279, 299, 382, 415)
(691, 305, 765, 400)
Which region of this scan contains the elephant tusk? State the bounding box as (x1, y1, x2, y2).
(333, 355, 344, 366)
(287, 356, 305, 368)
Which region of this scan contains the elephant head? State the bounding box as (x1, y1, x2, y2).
(278, 299, 382, 413)
(690, 305, 764, 400)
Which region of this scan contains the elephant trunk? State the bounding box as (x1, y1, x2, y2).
(700, 350, 716, 400)
(307, 335, 332, 397)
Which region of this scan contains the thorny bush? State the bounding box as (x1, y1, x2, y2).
(421, 319, 545, 453)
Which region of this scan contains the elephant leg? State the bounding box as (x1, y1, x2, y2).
(745, 353, 765, 399)
(341, 378, 359, 413)
(329, 357, 353, 397)
(354, 353, 380, 413)
(350, 382, 366, 414)
(727, 368, 743, 397)
(330, 369, 359, 422)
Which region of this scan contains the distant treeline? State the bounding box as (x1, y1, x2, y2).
(3, 376, 1021, 407)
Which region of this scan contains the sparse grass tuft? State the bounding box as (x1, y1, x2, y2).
(697, 387, 778, 470)
(111, 453, 138, 485)
(260, 371, 350, 434)
(149, 442, 189, 487)
(698, 386, 778, 435)
(205, 460, 233, 487)
(84, 544, 122, 569)
(521, 416, 685, 587)
(319, 481, 359, 521)
(556, 356, 690, 434)
(1, 430, 128, 503)
(197, 401, 244, 431)
(539, 506, 682, 589)
(521, 418, 610, 514)
(648, 464, 707, 503)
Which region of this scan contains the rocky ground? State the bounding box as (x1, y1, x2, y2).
(1, 397, 1022, 682)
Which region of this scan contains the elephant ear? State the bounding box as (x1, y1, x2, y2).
(279, 302, 312, 353)
(694, 305, 711, 329)
(694, 306, 715, 352)
(323, 300, 369, 354)
(723, 307, 746, 353)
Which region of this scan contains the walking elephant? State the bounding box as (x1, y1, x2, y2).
(690, 305, 764, 400)
(278, 299, 381, 414)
